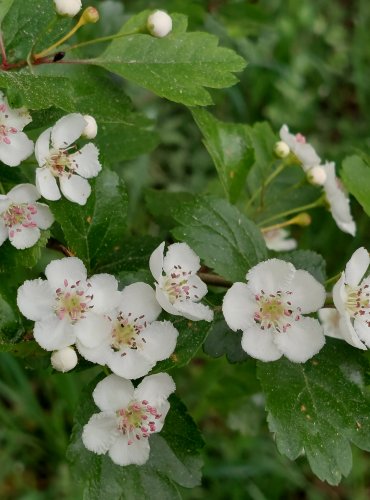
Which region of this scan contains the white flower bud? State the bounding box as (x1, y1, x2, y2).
(51, 347, 78, 372)
(147, 10, 172, 38)
(307, 165, 327, 186)
(274, 141, 290, 158)
(54, 0, 82, 17)
(82, 115, 98, 139)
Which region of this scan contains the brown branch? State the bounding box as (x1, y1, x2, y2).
(198, 272, 232, 288)
(47, 238, 75, 257)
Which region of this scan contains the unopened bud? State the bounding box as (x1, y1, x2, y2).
(81, 6, 100, 25)
(307, 165, 327, 186)
(147, 10, 172, 38)
(51, 347, 78, 372)
(54, 0, 82, 17)
(82, 115, 98, 139)
(292, 212, 311, 227)
(274, 140, 290, 159)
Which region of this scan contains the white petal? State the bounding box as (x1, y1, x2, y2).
(141, 320, 178, 362)
(9, 225, 40, 249)
(152, 400, 171, 433)
(7, 184, 40, 203)
(332, 274, 347, 314)
(149, 241, 165, 281)
(288, 270, 326, 313)
(344, 247, 369, 287)
(108, 348, 154, 380)
(0, 195, 10, 213)
(93, 374, 134, 412)
(89, 273, 119, 314)
(35, 128, 51, 166)
(274, 317, 325, 363)
(186, 274, 208, 301)
(0, 219, 7, 246)
(222, 282, 256, 332)
(118, 282, 161, 324)
(0, 132, 33, 166)
(338, 314, 366, 349)
(318, 308, 343, 339)
(264, 228, 297, 252)
(51, 113, 86, 149)
(17, 278, 54, 321)
(33, 203, 54, 229)
(59, 174, 91, 205)
(174, 300, 214, 321)
(241, 325, 282, 362)
(70, 143, 101, 179)
(353, 319, 370, 348)
(45, 257, 87, 289)
(2, 101, 32, 129)
(108, 434, 150, 466)
(163, 242, 200, 275)
(82, 412, 119, 455)
(246, 259, 295, 295)
(155, 286, 179, 316)
(76, 339, 111, 364)
(74, 313, 112, 349)
(279, 124, 321, 168)
(34, 316, 76, 351)
(36, 167, 61, 201)
(134, 373, 176, 406)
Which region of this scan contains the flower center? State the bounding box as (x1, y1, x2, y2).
(111, 312, 146, 351)
(345, 284, 370, 318)
(116, 400, 161, 445)
(162, 266, 195, 304)
(55, 279, 93, 323)
(253, 290, 299, 333)
(45, 148, 76, 178)
(2, 203, 38, 236)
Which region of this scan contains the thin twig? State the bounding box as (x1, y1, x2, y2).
(198, 272, 232, 288)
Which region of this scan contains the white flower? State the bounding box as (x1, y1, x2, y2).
(263, 228, 297, 252)
(51, 346, 78, 372)
(279, 124, 321, 172)
(17, 257, 120, 352)
(147, 10, 172, 38)
(307, 165, 327, 186)
(82, 115, 98, 139)
(0, 91, 33, 167)
(54, 0, 82, 17)
(222, 259, 326, 362)
(35, 113, 102, 205)
(318, 308, 348, 341)
(332, 247, 370, 350)
(82, 373, 175, 466)
(76, 282, 179, 379)
(149, 242, 214, 322)
(274, 141, 290, 158)
(0, 184, 54, 249)
(323, 161, 356, 236)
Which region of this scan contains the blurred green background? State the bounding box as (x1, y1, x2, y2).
(2, 0, 370, 498)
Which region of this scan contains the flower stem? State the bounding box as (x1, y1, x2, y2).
(257, 196, 325, 227)
(64, 29, 141, 54)
(198, 272, 232, 288)
(325, 272, 342, 286)
(261, 212, 311, 233)
(0, 31, 8, 68)
(245, 161, 287, 210)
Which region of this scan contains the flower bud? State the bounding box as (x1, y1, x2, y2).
(147, 10, 172, 38)
(51, 347, 78, 372)
(307, 165, 327, 186)
(81, 6, 100, 25)
(292, 212, 311, 227)
(82, 115, 98, 139)
(54, 0, 82, 17)
(274, 140, 290, 159)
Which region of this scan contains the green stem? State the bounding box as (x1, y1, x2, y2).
(245, 161, 287, 210)
(0, 181, 5, 194)
(325, 272, 342, 286)
(257, 196, 325, 227)
(65, 29, 141, 53)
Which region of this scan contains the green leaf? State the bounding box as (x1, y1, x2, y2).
(341, 155, 370, 217)
(49, 170, 128, 273)
(246, 121, 277, 195)
(153, 317, 214, 373)
(145, 189, 194, 229)
(276, 250, 327, 284)
(203, 317, 248, 363)
(0, 287, 22, 340)
(95, 15, 246, 106)
(67, 377, 204, 499)
(172, 196, 268, 282)
(257, 340, 370, 485)
(0, 0, 14, 25)
(0, 229, 50, 271)
(191, 108, 253, 203)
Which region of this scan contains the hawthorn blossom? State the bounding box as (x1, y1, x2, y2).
(17, 257, 119, 351)
(318, 308, 347, 341)
(82, 373, 175, 466)
(35, 113, 101, 205)
(0, 184, 53, 249)
(222, 259, 326, 362)
(76, 282, 179, 379)
(149, 242, 213, 322)
(0, 92, 33, 167)
(279, 124, 321, 173)
(147, 10, 172, 38)
(323, 161, 356, 236)
(331, 247, 370, 350)
(263, 228, 297, 252)
(54, 0, 81, 17)
(51, 346, 78, 372)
